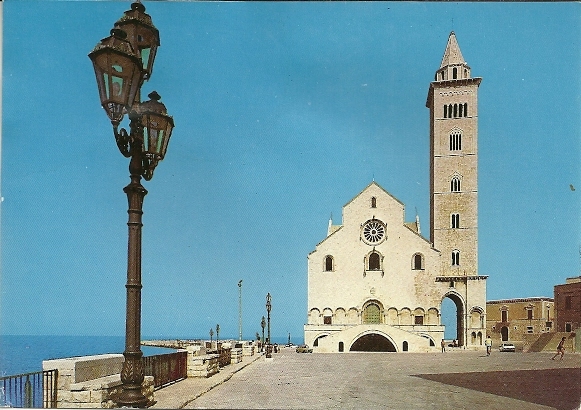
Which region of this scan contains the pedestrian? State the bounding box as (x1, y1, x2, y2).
(485, 336, 492, 356)
(551, 337, 566, 360)
(441, 339, 446, 353)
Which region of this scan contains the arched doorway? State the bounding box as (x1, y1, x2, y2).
(501, 326, 509, 341)
(442, 293, 465, 346)
(363, 303, 381, 324)
(350, 333, 396, 352)
(313, 335, 328, 347)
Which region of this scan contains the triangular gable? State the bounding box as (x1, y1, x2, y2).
(342, 181, 405, 210)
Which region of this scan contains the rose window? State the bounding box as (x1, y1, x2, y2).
(362, 219, 386, 245)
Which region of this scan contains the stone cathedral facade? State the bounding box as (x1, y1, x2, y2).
(304, 32, 488, 352)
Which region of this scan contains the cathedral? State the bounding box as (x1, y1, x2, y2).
(304, 32, 487, 352)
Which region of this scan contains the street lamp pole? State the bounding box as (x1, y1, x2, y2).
(238, 280, 243, 341)
(89, 3, 174, 408)
(261, 316, 266, 350)
(266, 293, 272, 357)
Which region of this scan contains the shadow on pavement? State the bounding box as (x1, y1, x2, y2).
(414, 368, 581, 410)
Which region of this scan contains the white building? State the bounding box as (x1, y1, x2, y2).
(304, 32, 487, 353)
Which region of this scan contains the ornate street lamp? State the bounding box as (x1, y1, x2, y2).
(88, 2, 174, 408)
(266, 293, 272, 358)
(260, 316, 266, 349)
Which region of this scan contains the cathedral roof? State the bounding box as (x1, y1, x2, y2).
(439, 31, 466, 69)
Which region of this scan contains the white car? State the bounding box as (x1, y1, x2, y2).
(499, 343, 516, 352)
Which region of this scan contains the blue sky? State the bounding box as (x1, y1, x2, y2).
(1, 1, 580, 342)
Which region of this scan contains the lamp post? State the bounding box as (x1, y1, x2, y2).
(266, 293, 272, 358)
(238, 280, 243, 341)
(88, 2, 174, 407)
(260, 316, 266, 350)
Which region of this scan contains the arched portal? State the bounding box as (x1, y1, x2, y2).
(442, 293, 465, 346)
(350, 333, 396, 352)
(501, 326, 509, 341)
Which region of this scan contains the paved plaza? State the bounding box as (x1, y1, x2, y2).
(155, 348, 581, 410)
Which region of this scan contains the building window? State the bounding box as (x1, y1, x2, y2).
(565, 296, 572, 310)
(566, 323, 572, 332)
(451, 250, 460, 266)
(449, 131, 462, 151)
(501, 310, 508, 323)
(323, 316, 332, 325)
(451, 177, 461, 192)
(412, 253, 423, 270)
(371, 197, 377, 208)
(527, 309, 533, 320)
(338, 342, 344, 352)
(451, 213, 460, 229)
(403, 341, 409, 351)
(324, 256, 333, 272)
(444, 105, 448, 118)
(527, 326, 533, 334)
(368, 252, 381, 271)
(414, 316, 424, 325)
(464, 103, 468, 117)
(453, 67, 457, 79)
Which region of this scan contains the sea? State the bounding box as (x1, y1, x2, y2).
(0, 335, 294, 377)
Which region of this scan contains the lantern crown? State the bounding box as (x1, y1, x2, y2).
(115, 1, 160, 81)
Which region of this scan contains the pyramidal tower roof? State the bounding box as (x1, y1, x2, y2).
(439, 31, 466, 69)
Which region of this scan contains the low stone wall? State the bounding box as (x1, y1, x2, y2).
(242, 344, 255, 356)
(42, 354, 154, 408)
(230, 348, 243, 364)
(186, 352, 220, 378)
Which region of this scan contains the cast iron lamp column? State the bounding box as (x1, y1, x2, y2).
(266, 293, 272, 358)
(260, 316, 266, 351)
(89, 2, 174, 407)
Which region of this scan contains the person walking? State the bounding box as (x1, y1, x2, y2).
(485, 336, 492, 356)
(441, 339, 446, 353)
(552, 337, 566, 360)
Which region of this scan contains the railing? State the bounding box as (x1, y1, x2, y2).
(143, 351, 187, 389)
(0, 369, 58, 408)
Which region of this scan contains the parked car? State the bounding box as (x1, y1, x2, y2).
(296, 344, 313, 353)
(499, 343, 516, 352)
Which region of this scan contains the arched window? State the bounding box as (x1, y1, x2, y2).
(444, 105, 448, 118)
(464, 103, 468, 117)
(338, 342, 344, 352)
(451, 177, 461, 192)
(451, 213, 460, 229)
(368, 252, 380, 271)
(452, 250, 460, 266)
(440, 71, 445, 80)
(453, 104, 458, 118)
(458, 103, 463, 117)
(453, 67, 457, 79)
(448, 104, 453, 117)
(371, 197, 377, 208)
(324, 256, 333, 272)
(363, 304, 381, 324)
(449, 131, 462, 151)
(412, 253, 423, 270)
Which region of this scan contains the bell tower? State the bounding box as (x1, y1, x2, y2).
(426, 32, 482, 277)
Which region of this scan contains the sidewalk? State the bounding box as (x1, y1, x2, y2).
(151, 352, 264, 409)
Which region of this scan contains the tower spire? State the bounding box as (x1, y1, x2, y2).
(435, 32, 471, 81)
